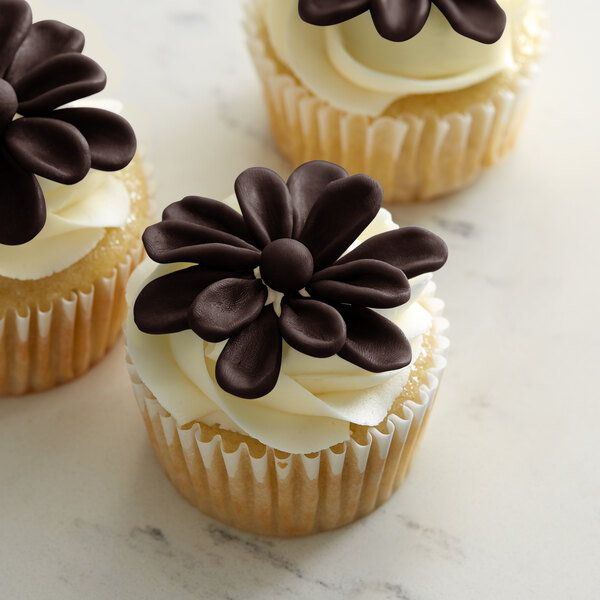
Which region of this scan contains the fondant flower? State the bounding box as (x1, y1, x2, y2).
(298, 0, 507, 44)
(0, 0, 137, 246)
(134, 161, 448, 399)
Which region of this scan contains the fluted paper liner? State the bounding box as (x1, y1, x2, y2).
(244, 0, 544, 203)
(128, 314, 449, 537)
(0, 243, 144, 396)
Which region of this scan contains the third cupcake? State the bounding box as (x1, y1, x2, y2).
(246, 0, 544, 203)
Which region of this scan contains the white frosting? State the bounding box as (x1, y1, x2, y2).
(265, 0, 530, 116)
(126, 200, 438, 454)
(0, 99, 131, 280)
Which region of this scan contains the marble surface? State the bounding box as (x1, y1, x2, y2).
(1, 0, 599, 598)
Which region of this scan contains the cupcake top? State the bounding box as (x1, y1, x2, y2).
(0, 0, 136, 257)
(126, 161, 448, 453)
(264, 0, 531, 115)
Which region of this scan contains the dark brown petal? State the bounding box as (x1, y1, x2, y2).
(0, 0, 32, 78)
(336, 227, 448, 279)
(0, 148, 45, 245)
(0, 79, 18, 131)
(13, 53, 106, 115)
(434, 0, 506, 44)
(298, 0, 369, 26)
(5, 20, 85, 83)
(215, 307, 282, 399)
(50, 108, 136, 171)
(162, 196, 252, 244)
(4, 117, 90, 184)
(189, 278, 268, 343)
(298, 174, 382, 271)
(133, 266, 242, 335)
(286, 160, 348, 237)
(234, 167, 293, 248)
(370, 0, 431, 42)
(279, 297, 346, 358)
(142, 221, 260, 268)
(337, 306, 412, 372)
(308, 259, 410, 308)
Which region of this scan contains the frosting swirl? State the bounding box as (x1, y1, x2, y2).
(265, 0, 529, 115)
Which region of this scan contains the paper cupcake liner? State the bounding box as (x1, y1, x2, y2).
(244, 0, 543, 203)
(127, 313, 449, 537)
(0, 243, 144, 396)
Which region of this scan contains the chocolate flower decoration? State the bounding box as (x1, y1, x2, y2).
(0, 0, 137, 246)
(298, 0, 507, 44)
(134, 161, 448, 400)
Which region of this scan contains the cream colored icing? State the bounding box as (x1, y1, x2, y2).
(265, 0, 530, 116)
(0, 99, 131, 281)
(126, 200, 441, 454)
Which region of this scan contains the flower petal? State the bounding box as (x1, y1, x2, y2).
(308, 259, 410, 308)
(142, 221, 260, 269)
(234, 167, 293, 248)
(216, 307, 282, 399)
(4, 117, 90, 184)
(162, 196, 252, 244)
(337, 306, 412, 372)
(50, 108, 136, 171)
(134, 266, 239, 335)
(0, 79, 18, 131)
(298, 0, 369, 26)
(434, 0, 506, 44)
(287, 160, 348, 237)
(0, 148, 46, 245)
(298, 173, 382, 271)
(0, 0, 31, 78)
(189, 278, 268, 343)
(336, 226, 448, 278)
(13, 53, 106, 115)
(370, 0, 431, 42)
(279, 297, 346, 358)
(5, 19, 85, 83)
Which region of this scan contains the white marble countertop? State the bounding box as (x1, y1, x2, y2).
(1, 0, 598, 598)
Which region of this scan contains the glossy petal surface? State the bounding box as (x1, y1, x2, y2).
(337, 306, 412, 372)
(299, 174, 382, 270)
(279, 297, 346, 358)
(216, 307, 282, 399)
(309, 259, 410, 308)
(337, 227, 448, 278)
(5, 117, 90, 184)
(189, 278, 268, 343)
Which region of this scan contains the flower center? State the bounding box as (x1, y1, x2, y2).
(0, 79, 18, 133)
(260, 238, 314, 293)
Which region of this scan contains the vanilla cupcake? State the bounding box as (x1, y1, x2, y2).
(126, 160, 448, 536)
(246, 0, 544, 203)
(0, 0, 150, 395)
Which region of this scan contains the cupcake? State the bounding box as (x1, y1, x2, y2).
(245, 0, 544, 203)
(0, 0, 150, 396)
(125, 160, 449, 536)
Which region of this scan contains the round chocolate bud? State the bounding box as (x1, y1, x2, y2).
(260, 238, 314, 293)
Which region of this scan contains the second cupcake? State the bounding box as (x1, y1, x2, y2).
(0, 0, 150, 395)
